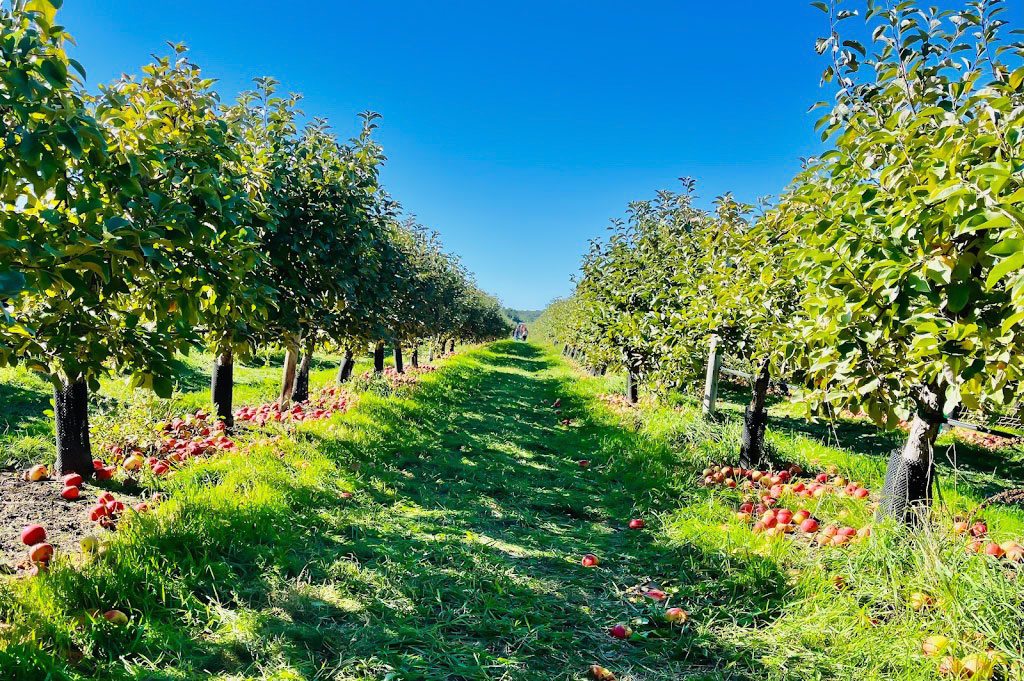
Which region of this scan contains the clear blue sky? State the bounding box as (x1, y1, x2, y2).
(57, 1, 1021, 310)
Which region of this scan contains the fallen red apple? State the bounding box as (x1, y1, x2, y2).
(103, 610, 129, 625)
(816, 473, 828, 483)
(799, 518, 819, 533)
(643, 589, 666, 601)
(589, 665, 615, 681)
(776, 509, 793, 524)
(578, 460, 590, 468)
(581, 553, 599, 567)
(21, 525, 46, 546)
(98, 492, 115, 504)
(665, 607, 689, 623)
(95, 466, 115, 481)
(628, 518, 644, 530)
(62, 473, 83, 487)
(952, 521, 969, 535)
(60, 486, 80, 500)
(609, 623, 632, 639)
(970, 522, 987, 537)
(854, 488, 869, 498)
(983, 542, 1004, 558)
(28, 542, 54, 563)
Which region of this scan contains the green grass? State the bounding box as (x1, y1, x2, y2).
(0, 341, 1022, 679)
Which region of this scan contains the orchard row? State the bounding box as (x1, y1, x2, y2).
(0, 3, 512, 478)
(536, 1, 1024, 523)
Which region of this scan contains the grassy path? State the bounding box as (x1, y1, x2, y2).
(311, 341, 723, 679)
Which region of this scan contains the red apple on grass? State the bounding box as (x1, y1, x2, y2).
(628, 518, 644, 530)
(103, 610, 129, 625)
(984, 542, 1005, 558)
(589, 665, 615, 680)
(581, 554, 599, 567)
(799, 518, 819, 533)
(60, 486, 80, 500)
(665, 607, 689, 623)
(609, 623, 632, 639)
(970, 522, 987, 537)
(578, 460, 590, 468)
(952, 521, 969, 535)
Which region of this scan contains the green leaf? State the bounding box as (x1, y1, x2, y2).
(946, 283, 970, 313)
(153, 375, 173, 399)
(986, 252, 1024, 289)
(0, 270, 27, 297)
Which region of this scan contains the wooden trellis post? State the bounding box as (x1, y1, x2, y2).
(702, 335, 723, 417)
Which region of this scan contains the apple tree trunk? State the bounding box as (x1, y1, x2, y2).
(373, 342, 385, 373)
(279, 339, 299, 407)
(211, 347, 234, 427)
(394, 342, 404, 374)
(739, 358, 771, 468)
(428, 338, 437, 362)
(54, 378, 93, 478)
(336, 346, 355, 383)
(878, 384, 942, 525)
(293, 340, 313, 402)
(626, 370, 639, 404)
(448, 338, 456, 353)
(411, 345, 419, 368)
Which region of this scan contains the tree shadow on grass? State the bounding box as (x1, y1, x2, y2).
(715, 378, 1024, 489)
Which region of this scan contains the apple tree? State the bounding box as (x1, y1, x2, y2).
(780, 0, 1024, 521)
(95, 46, 275, 426)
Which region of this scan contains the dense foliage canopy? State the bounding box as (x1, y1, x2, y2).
(0, 1, 511, 473)
(537, 0, 1024, 519)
